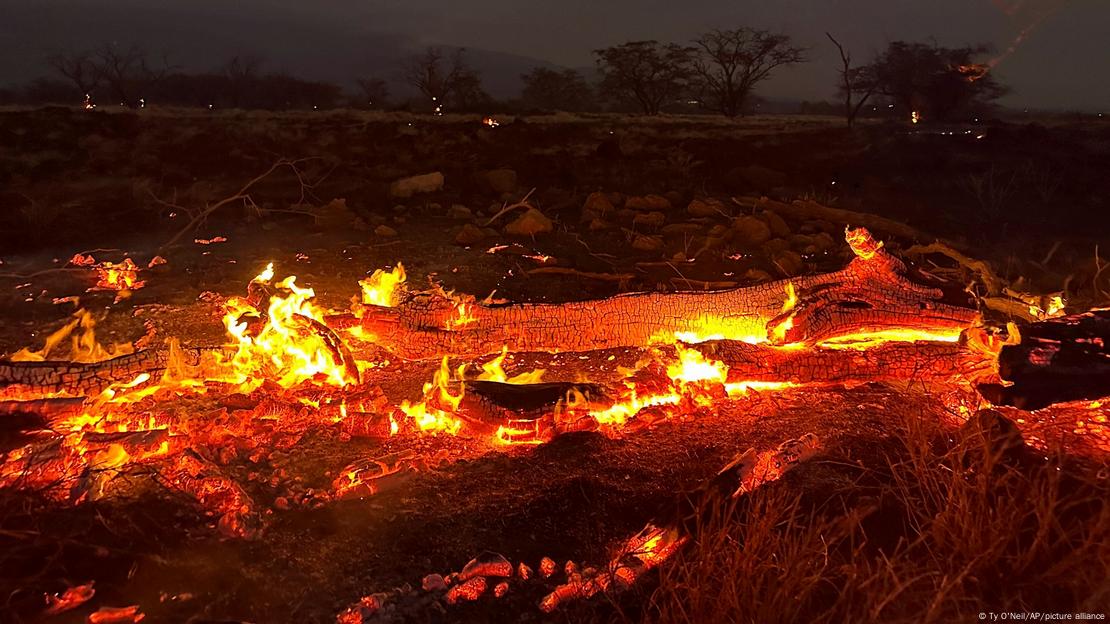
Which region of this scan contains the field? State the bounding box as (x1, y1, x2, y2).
(0, 107, 1108, 623)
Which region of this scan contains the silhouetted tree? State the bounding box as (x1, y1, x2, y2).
(92, 43, 174, 107)
(690, 28, 805, 117)
(860, 41, 1006, 122)
(520, 68, 595, 111)
(400, 47, 485, 112)
(355, 77, 389, 108)
(221, 54, 264, 108)
(594, 41, 693, 115)
(46, 51, 102, 101)
(826, 32, 876, 128)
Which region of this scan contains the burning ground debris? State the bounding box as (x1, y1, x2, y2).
(337, 434, 822, 621)
(0, 224, 1108, 622)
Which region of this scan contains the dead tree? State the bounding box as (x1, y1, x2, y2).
(400, 47, 483, 112)
(222, 54, 264, 108)
(691, 29, 806, 117)
(46, 51, 102, 101)
(92, 43, 173, 107)
(826, 33, 875, 128)
(355, 77, 389, 109)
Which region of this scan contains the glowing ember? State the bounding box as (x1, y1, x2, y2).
(845, 226, 884, 260)
(44, 582, 96, 615)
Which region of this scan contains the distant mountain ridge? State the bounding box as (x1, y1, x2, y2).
(0, 0, 563, 98)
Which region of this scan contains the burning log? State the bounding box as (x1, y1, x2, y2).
(0, 347, 209, 397)
(352, 228, 979, 360)
(985, 308, 1110, 409)
(694, 339, 997, 387)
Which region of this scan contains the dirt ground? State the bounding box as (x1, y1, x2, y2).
(1, 107, 1108, 623)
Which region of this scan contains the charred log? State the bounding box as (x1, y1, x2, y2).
(983, 309, 1110, 410)
(0, 347, 210, 397)
(354, 229, 979, 360)
(695, 339, 997, 386)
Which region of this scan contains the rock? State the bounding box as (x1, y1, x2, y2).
(662, 223, 703, 236)
(427, 202, 443, 213)
(588, 218, 612, 231)
(812, 232, 837, 253)
(311, 198, 357, 229)
(447, 204, 473, 219)
(504, 208, 553, 236)
(708, 224, 732, 239)
(771, 250, 804, 276)
(731, 165, 787, 192)
(664, 191, 684, 208)
(687, 198, 725, 218)
(454, 224, 486, 246)
(789, 234, 815, 250)
(483, 169, 518, 194)
(389, 172, 444, 198)
(625, 194, 672, 212)
(374, 225, 398, 237)
(744, 268, 774, 282)
(633, 211, 666, 228)
(583, 192, 615, 217)
(632, 234, 664, 252)
(760, 210, 791, 238)
(732, 216, 772, 247)
(762, 238, 791, 254)
(422, 574, 448, 591)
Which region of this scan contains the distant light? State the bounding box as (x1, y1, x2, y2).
(139, 98, 145, 109)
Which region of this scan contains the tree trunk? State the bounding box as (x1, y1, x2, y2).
(351, 229, 979, 360)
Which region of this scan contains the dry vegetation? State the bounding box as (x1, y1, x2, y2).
(635, 414, 1110, 623)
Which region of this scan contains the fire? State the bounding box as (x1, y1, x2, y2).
(666, 344, 727, 385)
(221, 263, 357, 389)
(359, 264, 406, 307)
(478, 347, 545, 384)
(399, 357, 464, 434)
(8, 309, 133, 363)
(446, 302, 478, 330)
(845, 226, 883, 260)
(482, 116, 500, 128)
(911, 110, 921, 124)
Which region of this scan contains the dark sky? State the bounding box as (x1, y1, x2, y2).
(1, 0, 1106, 110)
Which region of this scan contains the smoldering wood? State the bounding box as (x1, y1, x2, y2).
(353, 233, 980, 360)
(986, 308, 1110, 410)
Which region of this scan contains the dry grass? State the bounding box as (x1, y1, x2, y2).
(634, 415, 1110, 624)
